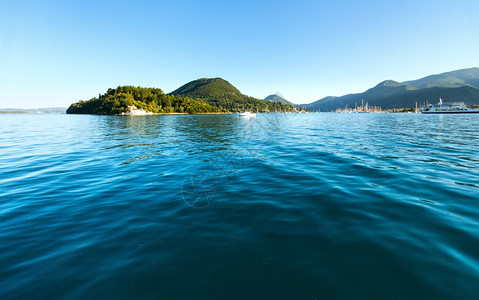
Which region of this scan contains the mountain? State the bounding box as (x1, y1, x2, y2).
(364, 80, 416, 97)
(264, 94, 296, 106)
(403, 67, 479, 89)
(305, 68, 479, 111)
(306, 85, 479, 112)
(304, 80, 415, 111)
(171, 78, 295, 112)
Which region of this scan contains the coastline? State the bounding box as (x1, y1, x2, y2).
(118, 112, 232, 116)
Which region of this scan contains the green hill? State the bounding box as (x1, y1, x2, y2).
(171, 78, 295, 113)
(170, 78, 241, 99)
(67, 86, 224, 115)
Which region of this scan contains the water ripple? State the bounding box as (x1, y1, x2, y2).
(1, 113, 479, 299)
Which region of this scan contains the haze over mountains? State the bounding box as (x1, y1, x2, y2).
(302, 67, 479, 111)
(264, 94, 296, 107)
(403, 68, 479, 89)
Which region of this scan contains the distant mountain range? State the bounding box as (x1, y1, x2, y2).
(304, 67, 479, 111)
(13, 68, 479, 114)
(0, 107, 67, 114)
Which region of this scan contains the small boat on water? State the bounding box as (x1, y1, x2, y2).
(421, 98, 479, 114)
(239, 111, 256, 117)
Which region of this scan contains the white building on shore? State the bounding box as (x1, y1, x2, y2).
(121, 105, 153, 115)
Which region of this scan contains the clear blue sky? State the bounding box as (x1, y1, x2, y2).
(1, 0, 478, 108)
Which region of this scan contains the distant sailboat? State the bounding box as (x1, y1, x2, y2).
(356, 99, 370, 113)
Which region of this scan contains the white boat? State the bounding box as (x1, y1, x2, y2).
(239, 111, 256, 117)
(421, 98, 479, 114)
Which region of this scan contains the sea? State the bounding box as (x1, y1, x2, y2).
(1, 113, 478, 299)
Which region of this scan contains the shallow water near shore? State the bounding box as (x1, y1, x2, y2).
(1, 113, 479, 299)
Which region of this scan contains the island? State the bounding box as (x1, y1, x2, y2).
(67, 78, 296, 115)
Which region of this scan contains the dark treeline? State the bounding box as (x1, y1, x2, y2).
(193, 94, 294, 113)
(67, 86, 226, 115)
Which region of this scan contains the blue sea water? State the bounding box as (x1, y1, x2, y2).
(1, 113, 479, 299)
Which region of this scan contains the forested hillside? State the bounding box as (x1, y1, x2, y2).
(67, 86, 225, 115)
(171, 78, 295, 113)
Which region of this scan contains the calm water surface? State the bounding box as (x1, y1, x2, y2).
(1, 113, 478, 299)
